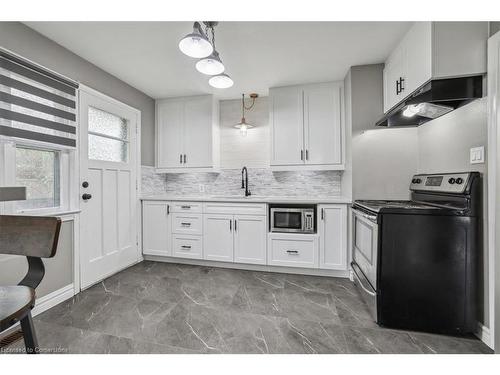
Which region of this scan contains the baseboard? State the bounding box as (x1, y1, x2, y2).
(475, 322, 493, 349)
(32, 284, 75, 317)
(144, 255, 351, 278)
(0, 284, 74, 340)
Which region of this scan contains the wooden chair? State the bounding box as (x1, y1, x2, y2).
(0, 215, 61, 354)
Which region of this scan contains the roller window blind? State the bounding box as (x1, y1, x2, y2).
(0, 50, 78, 147)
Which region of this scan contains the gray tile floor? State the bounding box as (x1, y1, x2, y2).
(6, 261, 493, 354)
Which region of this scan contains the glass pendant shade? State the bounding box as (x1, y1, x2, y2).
(209, 73, 234, 89)
(234, 117, 253, 136)
(196, 51, 225, 75)
(179, 23, 214, 58)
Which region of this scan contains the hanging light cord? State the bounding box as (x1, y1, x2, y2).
(243, 95, 256, 111)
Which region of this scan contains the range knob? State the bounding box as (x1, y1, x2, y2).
(448, 178, 456, 184)
(412, 178, 421, 184)
(456, 177, 464, 184)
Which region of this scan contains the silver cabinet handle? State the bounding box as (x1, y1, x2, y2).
(181, 222, 191, 226)
(181, 245, 192, 249)
(181, 205, 191, 209)
(286, 250, 299, 254)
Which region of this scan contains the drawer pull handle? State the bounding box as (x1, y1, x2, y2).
(181, 205, 191, 209)
(286, 250, 299, 254)
(181, 245, 192, 249)
(181, 222, 192, 226)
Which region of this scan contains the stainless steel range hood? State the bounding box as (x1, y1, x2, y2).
(375, 75, 484, 127)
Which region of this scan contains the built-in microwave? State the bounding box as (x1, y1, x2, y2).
(269, 204, 316, 233)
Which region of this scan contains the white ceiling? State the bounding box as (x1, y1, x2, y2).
(25, 21, 412, 100)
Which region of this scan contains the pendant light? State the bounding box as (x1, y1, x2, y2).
(196, 25, 225, 75)
(234, 93, 258, 136)
(209, 73, 234, 89)
(178, 22, 213, 58)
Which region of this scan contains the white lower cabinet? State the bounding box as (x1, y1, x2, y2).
(142, 201, 171, 256)
(319, 204, 348, 270)
(142, 200, 348, 272)
(268, 233, 319, 268)
(203, 213, 267, 265)
(172, 234, 203, 259)
(203, 214, 234, 262)
(234, 215, 267, 265)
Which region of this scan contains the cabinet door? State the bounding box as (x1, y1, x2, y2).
(269, 86, 304, 166)
(142, 201, 171, 256)
(383, 44, 407, 113)
(183, 96, 213, 168)
(233, 215, 267, 265)
(203, 214, 234, 262)
(319, 204, 347, 270)
(157, 99, 184, 168)
(405, 22, 432, 94)
(303, 83, 342, 165)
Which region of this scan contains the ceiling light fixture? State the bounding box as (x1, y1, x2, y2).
(178, 22, 214, 58)
(209, 73, 234, 89)
(234, 93, 258, 136)
(179, 21, 234, 88)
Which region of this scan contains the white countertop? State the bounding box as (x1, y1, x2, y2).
(141, 194, 352, 204)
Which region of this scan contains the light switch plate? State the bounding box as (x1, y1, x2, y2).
(470, 146, 485, 164)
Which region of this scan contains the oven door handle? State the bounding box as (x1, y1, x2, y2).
(352, 208, 377, 223)
(352, 263, 376, 297)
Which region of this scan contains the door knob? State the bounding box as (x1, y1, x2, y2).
(82, 193, 92, 201)
(82, 181, 89, 188)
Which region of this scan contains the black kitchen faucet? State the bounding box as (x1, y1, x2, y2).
(241, 166, 251, 197)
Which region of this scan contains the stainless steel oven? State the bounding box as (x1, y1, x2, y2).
(351, 207, 379, 321)
(269, 205, 315, 233)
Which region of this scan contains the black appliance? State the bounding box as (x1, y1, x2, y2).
(375, 75, 483, 127)
(351, 172, 481, 334)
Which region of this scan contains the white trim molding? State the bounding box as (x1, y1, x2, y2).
(475, 322, 492, 349)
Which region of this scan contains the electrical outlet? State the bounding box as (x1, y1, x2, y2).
(470, 146, 485, 164)
(198, 184, 205, 193)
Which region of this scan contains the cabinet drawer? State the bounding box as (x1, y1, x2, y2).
(172, 213, 203, 235)
(268, 234, 318, 268)
(203, 202, 266, 215)
(171, 201, 203, 213)
(172, 235, 203, 259)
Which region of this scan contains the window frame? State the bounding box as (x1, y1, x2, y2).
(0, 136, 76, 216)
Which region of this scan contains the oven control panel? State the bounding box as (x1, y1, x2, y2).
(410, 173, 471, 193)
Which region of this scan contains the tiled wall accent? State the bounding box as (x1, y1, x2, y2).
(142, 166, 342, 197)
(141, 166, 167, 195)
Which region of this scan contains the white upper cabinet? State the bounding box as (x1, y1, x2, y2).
(303, 83, 342, 165)
(269, 85, 304, 166)
(269, 81, 344, 170)
(383, 22, 488, 113)
(156, 95, 219, 172)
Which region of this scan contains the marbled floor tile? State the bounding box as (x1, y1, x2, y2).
(408, 331, 493, 354)
(342, 326, 423, 354)
(332, 290, 379, 329)
(277, 319, 348, 354)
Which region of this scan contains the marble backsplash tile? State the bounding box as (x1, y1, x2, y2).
(142, 166, 342, 197)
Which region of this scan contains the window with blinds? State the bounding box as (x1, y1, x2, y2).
(0, 50, 78, 147)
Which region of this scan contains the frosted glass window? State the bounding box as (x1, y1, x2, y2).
(15, 147, 60, 210)
(88, 106, 128, 139)
(88, 107, 129, 162)
(88, 134, 128, 163)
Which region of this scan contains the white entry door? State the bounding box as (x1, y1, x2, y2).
(79, 88, 140, 289)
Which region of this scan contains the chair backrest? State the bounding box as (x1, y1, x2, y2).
(0, 215, 61, 258)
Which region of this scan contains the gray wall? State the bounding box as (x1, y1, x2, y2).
(0, 220, 73, 298)
(490, 22, 500, 36)
(417, 98, 489, 327)
(348, 64, 418, 200)
(0, 22, 155, 166)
